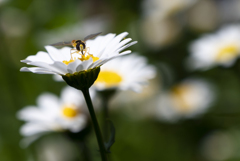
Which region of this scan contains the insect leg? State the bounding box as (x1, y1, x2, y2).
(70, 49, 79, 60)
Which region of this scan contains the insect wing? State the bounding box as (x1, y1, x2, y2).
(49, 41, 72, 47)
(83, 32, 102, 41)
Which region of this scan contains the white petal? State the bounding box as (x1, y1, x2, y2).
(101, 32, 129, 57)
(53, 74, 64, 81)
(117, 41, 138, 53)
(69, 116, 87, 133)
(115, 38, 132, 50)
(21, 51, 53, 64)
(20, 67, 57, 74)
(76, 58, 93, 71)
(37, 93, 60, 112)
(60, 86, 84, 107)
(87, 33, 116, 57)
(20, 122, 51, 136)
(17, 106, 50, 122)
(28, 61, 68, 75)
(45, 46, 67, 62)
(59, 47, 72, 60)
(67, 59, 82, 74)
(59, 115, 87, 133)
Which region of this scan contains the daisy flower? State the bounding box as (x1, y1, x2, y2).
(92, 53, 156, 92)
(20, 32, 137, 75)
(188, 25, 240, 70)
(17, 86, 92, 137)
(156, 79, 214, 121)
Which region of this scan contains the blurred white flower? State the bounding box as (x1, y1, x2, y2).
(141, 0, 197, 48)
(0, 7, 31, 37)
(187, 0, 218, 31)
(142, 0, 197, 19)
(218, 0, 240, 24)
(200, 130, 240, 161)
(20, 32, 137, 75)
(156, 79, 214, 121)
(37, 136, 77, 161)
(92, 54, 156, 92)
(141, 17, 181, 48)
(17, 86, 91, 137)
(187, 25, 240, 70)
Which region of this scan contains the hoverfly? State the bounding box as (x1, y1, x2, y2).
(49, 32, 102, 55)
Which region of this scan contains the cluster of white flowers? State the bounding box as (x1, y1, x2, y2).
(19, 32, 158, 141)
(21, 24, 239, 140)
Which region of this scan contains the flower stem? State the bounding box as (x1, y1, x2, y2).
(82, 89, 108, 161)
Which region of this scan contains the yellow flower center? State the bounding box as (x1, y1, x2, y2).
(62, 105, 78, 118)
(79, 54, 99, 62)
(63, 59, 75, 65)
(62, 48, 99, 65)
(170, 85, 193, 113)
(216, 44, 239, 62)
(95, 71, 122, 87)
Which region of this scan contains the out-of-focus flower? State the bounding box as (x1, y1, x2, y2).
(200, 130, 240, 161)
(142, 0, 197, 19)
(156, 79, 214, 121)
(53, 53, 156, 92)
(187, 25, 240, 70)
(0, 7, 31, 37)
(0, 0, 8, 5)
(21, 32, 137, 75)
(37, 136, 77, 161)
(93, 54, 156, 92)
(141, 18, 181, 48)
(187, 0, 218, 32)
(17, 86, 90, 137)
(141, 0, 197, 48)
(218, 0, 240, 25)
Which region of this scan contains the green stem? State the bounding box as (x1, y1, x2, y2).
(82, 89, 108, 161)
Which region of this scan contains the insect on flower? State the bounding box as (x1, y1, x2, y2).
(49, 32, 102, 59)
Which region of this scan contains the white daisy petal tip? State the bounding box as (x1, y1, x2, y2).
(20, 67, 30, 72)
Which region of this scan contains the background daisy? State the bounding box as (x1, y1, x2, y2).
(17, 86, 91, 137)
(93, 53, 156, 92)
(156, 79, 215, 121)
(188, 24, 240, 70)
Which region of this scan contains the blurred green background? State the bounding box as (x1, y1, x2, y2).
(1, 0, 240, 161)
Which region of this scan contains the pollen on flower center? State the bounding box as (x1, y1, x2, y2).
(63, 59, 75, 65)
(79, 54, 99, 62)
(62, 50, 99, 65)
(62, 105, 78, 118)
(95, 71, 122, 87)
(216, 44, 239, 62)
(170, 85, 193, 113)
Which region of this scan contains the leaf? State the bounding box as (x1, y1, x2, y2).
(104, 120, 116, 153)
